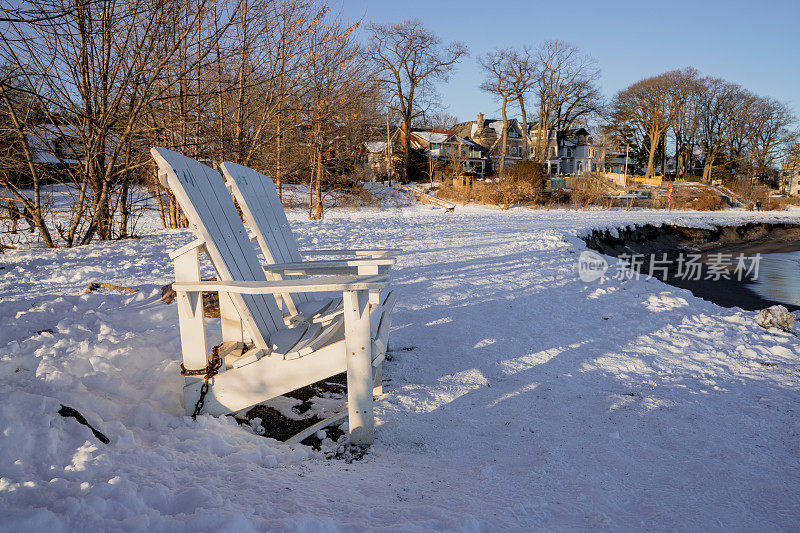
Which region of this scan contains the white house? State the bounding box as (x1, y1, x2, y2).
(526, 127, 609, 176)
(363, 141, 389, 178)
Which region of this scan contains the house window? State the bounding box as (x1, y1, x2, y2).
(431, 143, 441, 150)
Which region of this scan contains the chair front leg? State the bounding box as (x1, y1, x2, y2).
(343, 289, 374, 445)
(174, 247, 207, 373)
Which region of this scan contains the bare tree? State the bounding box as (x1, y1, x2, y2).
(479, 48, 515, 171)
(610, 67, 797, 185)
(696, 77, 744, 183)
(302, 13, 372, 219)
(417, 110, 458, 130)
(366, 19, 467, 182)
(668, 67, 703, 179)
(745, 96, 796, 181)
(532, 40, 602, 163)
(0, 0, 238, 245)
(0, 64, 54, 246)
(610, 71, 676, 180)
(508, 46, 537, 161)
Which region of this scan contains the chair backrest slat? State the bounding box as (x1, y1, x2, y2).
(151, 147, 285, 345)
(221, 162, 309, 304)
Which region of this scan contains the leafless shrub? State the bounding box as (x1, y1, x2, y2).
(568, 174, 607, 208)
(672, 191, 725, 211)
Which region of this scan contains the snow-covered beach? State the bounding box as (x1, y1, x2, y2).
(2, 205, 800, 530)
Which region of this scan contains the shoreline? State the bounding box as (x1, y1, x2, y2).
(584, 223, 800, 312)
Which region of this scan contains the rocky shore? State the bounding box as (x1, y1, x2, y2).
(583, 222, 800, 311)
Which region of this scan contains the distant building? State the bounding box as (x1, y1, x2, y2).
(780, 143, 800, 196)
(362, 141, 389, 178)
(26, 124, 122, 167)
(454, 113, 648, 179)
(529, 127, 608, 176)
(554, 128, 601, 176)
(658, 145, 705, 177)
(394, 124, 487, 177)
(526, 128, 559, 173)
(453, 113, 525, 171)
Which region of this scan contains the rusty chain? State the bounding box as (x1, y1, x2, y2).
(180, 345, 223, 421)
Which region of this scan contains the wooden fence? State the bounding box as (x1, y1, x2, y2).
(626, 175, 663, 187)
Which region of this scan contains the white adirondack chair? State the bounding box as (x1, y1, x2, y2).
(220, 161, 399, 325)
(220, 162, 399, 396)
(151, 147, 396, 444)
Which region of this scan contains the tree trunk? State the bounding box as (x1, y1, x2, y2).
(81, 170, 112, 245)
(499, 95, 509, 171)
(519, 96, 529, 161)
(168, 191, 179, 228)
(314, 151, 323, 220)
(644, 127, 662, 180)
(309, 142, 316, 219)
(402, 113, 412, 183)
(702, 157, 714, 183)
(155, 187, 167, 229)
(119, 178, 130, 238)
(276, 119, 282, 201)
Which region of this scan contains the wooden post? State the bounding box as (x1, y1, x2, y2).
(174, 248, 207, 372)
(358, 264, 383, 397)
(373, 363, 383, 397)
(343, 289, 374, 445)
(219, 291, 244, 343)
(173, 247, 207, 415)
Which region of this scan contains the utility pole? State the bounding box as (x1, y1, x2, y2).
(386, 106, 393, 187)
(623, 144, 629, 185)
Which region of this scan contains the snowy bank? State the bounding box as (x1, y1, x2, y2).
(1, 206, 799, 530)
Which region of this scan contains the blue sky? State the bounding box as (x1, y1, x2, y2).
(341, 0, 800, 125)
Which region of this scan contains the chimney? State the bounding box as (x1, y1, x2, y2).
(476, 112, 484, 125)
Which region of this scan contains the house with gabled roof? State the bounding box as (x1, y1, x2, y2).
(362, 141, 389, 178)
(393, 124, 487, 177)
(555, 128, 600, 176)
(453, 113, 526, 172)
(529, 127, 605, 176)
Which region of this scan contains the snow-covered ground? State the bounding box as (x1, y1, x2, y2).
(2, 205, 800, 530)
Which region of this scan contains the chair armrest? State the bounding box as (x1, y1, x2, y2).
(300, 248, 401, 258)
(263, 257, 395, 275)
(168, 238, 205, 259)
(172, 275, 388, 295)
